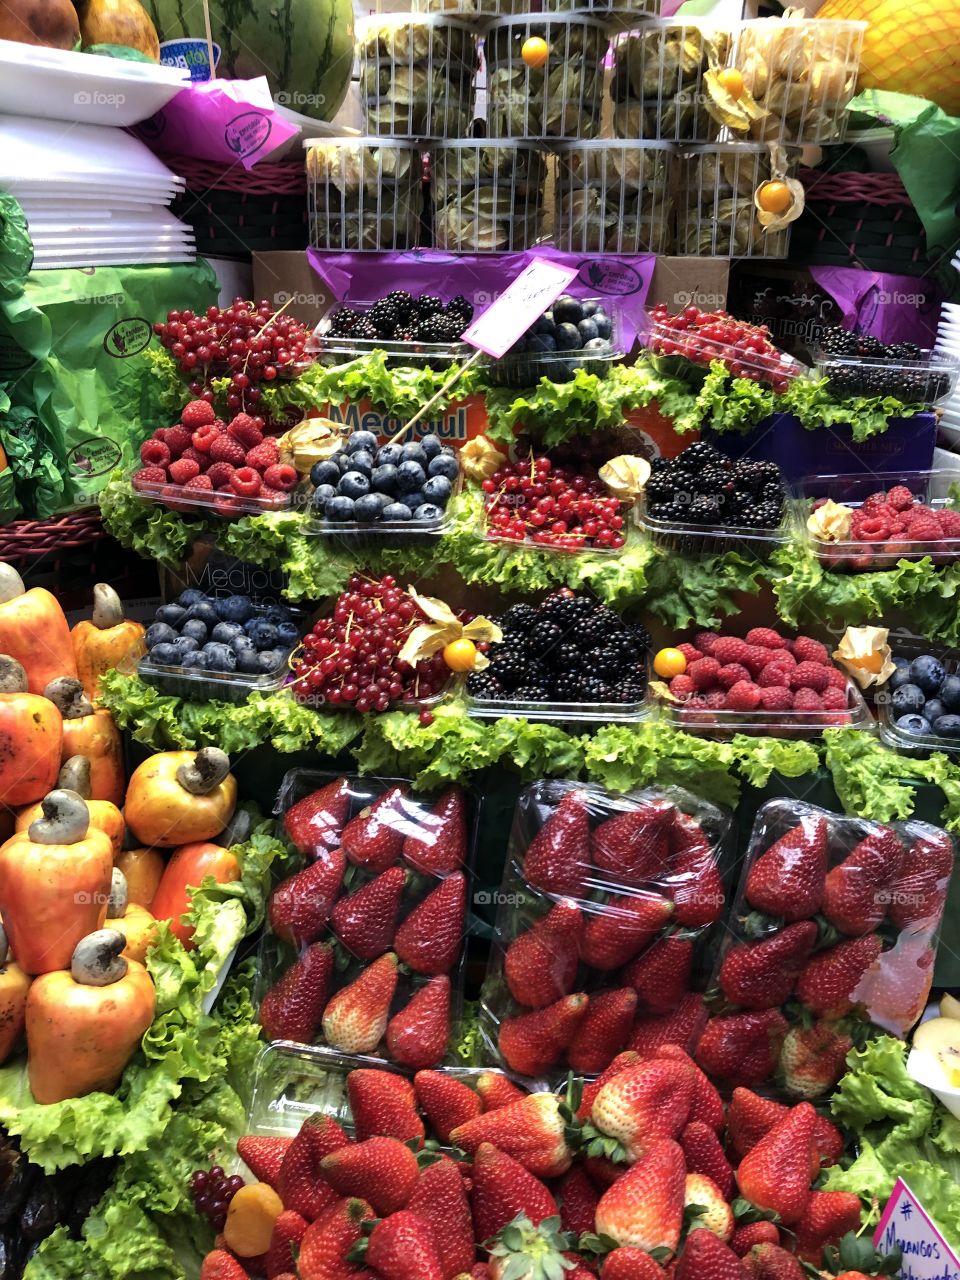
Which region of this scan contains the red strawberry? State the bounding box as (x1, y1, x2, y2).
(322, 952, 399, 1054)
(821, 828, 906, 936)
(588, 1057, 695, 1162)
(522, 789, 590, 897)
(680, 1121, 734, 1199)
(580, 892, 674, 971)
(342, 784, 411, 872)
(331, 865, 406, 960)
(779, 1022, 852, 1099)
(265, 1210, 308, 1279)
(366, 1209, 445, 1280)
(475, 1071, 527, 1112)
(793, 1190, 862, 1265)
(856, 932, 935, 1035)
(744, 817, 829, 922)
(694, 1010, 787, 1086)
(259, 941, 333, 1043)
(595, 1138, 686, 1251)
(736, 1102, 816, 1224)
(628, 993, 708, 1056)
(731, 1223, 780, 1257)
(676, 1228, 743, 1280)
(402, 787, 467, 875)
(199, 1250, 247, 1280)
(795, 934, 883, 1018)
(888, 830, 954, 930)
(576, 1051, 641, 1123)
(499, 993, 589, 1077)
(657, 1046, 724, 1133)
(284, 778, 351, 859)
(394, 872, 466, 975)
(297, 1197, 372, 1280)
(725, 1088, 843, 1167)
(741, 1242, 805, 1279)
(237, 1134, 292, 1188)
(408, 1155, 475, 1280)
(591, 804, 672, 884)
(386, 975, 451, 1069)
(504, 900, 583, 1008)
(557, 1165, 599, 1237)
(601, 1249, 666, 1279)
(450, 1093, 573, 1178)
(277, 1113, 350, 1221)
(717, 922, 817, 1010)
(268, 851, 346, 945)
(348, 1068, 425, 1145)
(567, 988, 637, 1074)
(469, 1142, 557, 1241)
(665, 817, 724, 927)
(414, 1068, 481, 1144)
(321, 1136, 419, 1215)
(623, 934, 694, 1014)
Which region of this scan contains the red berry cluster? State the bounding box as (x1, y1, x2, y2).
(132, 400, 298, 515)
(190, 1165, 245, 1232)
(668, 628, 851, 719)
(153, 297, 313, 414)
(482, 455, 626, 551)
(292, 575, 450, 713)
(649, 303, 797, 392)
(814, 485, 960, 572)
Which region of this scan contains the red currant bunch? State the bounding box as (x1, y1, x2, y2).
(481, 454, 626, 551)
(190, 1166, 245, 1231)
(649, 303, 797, 392)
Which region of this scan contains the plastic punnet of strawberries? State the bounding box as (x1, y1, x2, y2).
(646, 302, 800, 392)
(478, 780, 733, 1082)
(811, 483, 960, 573)
(482, 453, 628, 552)
(257, 772, 471, 1069)
(132, 400, 298, 516)
(697, 797, 955, 1101)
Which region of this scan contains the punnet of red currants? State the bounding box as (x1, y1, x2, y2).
(190, 1165, 244, 1233)
(647, 302, 800, 392)
(482, 453, 627, 552)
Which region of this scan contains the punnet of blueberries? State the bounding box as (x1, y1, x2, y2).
(310, 430, 459, 526)
(489, 295, 615, 387)
(887, 652, 960, 742)
(144, 590, 300, 678)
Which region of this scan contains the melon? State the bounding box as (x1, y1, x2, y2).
(817, 0, 960, 117)
(145, 0, 354, 122)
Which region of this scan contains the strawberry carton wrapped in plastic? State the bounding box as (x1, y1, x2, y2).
(696, 798, 955, 1098)
(478, 780, 733, 1081)
(256, 770, 475, 1071)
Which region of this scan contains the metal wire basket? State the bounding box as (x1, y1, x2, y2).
(553, 139, 674, 254)
(431, 140, 548, 252)
(677, 142, 801, 259)
(305, 137, 424, 251)
(610, 21, 732, 142)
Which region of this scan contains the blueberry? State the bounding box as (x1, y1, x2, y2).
(339, 471, 370, 501)
(337, 452, 355, 472)
(349, 449, 375, 477)
(892, 683, 926, 715)
(413, 503, 444, 522)
(423, 475, 452, 505)
(311, 484, 337, 513)
(310, 459, 340, 487)
(583, 337, 611, 355)
(533, 314, 556, 336)
(184, 601, 219, 628)
(276, 621, 300, 646)
(940, 674, 960, 710)
(527, 334, 557, 354)
(371, 464, 399, 494)
(327, 495, 356, 522)
(553, 295, 583, 325)
(593, 310, 612, 340)
(581, 300, 598, 317)
(404, 490, 426, 510)
(397, 460, 426, 492)
(401, 443, 428, 469)
(214, 594, 254, 624)
(236, 649, 262, 674)
(440, 445, 456, 458)
(245, 620, 279, 649)
(578, 318, 599, 342)
(212, 621, 242, 644)
(889, 667, 914, 691)
(155, 603, 186, 627)
(202, 643, 237, 673)
(146, 622, 177, 648)
(263, 608, 292, 627)
(376, 444, 403, 467)
(428, 454, 459, 482)
(180, 650, 207, 669)
(231, 634, 255, 654)
(347, 430, 379, 454)
(181, 618, 208, 643)
(925, 699, 946, 724)
(354, 493, 386, 522)
(892, 655, 910, 669)
(173, 636, 199, 656)
(555, 322, 582, 351)
(150, 642, 179, 665)
(382, 502, 413, 521)
(177, 588, 207, 606)
(909, 655, 945, 695)
(895, 713, 932, 737)
(933, 714, 960, 738)
(420, 435, 443, 460)
(258, 649, 285, 673)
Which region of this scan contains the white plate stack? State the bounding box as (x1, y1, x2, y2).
(934, 255, 960, 451)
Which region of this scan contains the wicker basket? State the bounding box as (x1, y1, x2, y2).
(166, 155, 309, 261)
(0, 509, 106, 563)
(790, 168, 934, 277)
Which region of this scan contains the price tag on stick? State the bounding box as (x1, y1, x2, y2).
(874, 1179, 960, 1280)
(462, 257, 580, 358)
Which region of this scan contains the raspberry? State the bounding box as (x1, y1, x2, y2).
(823, 666, 848, 691)
(132, 466, 166, 489)
(693, 631, 719, 655)
(724, 681, 762, 712)
(907, 503, 937, 522)
(206, 461, 236, 489)
(886, 485, 915, 512)
(169, 457, 201, 485)
(687, 657, 721, 690)
(192, 424, 221, 453)
(230, 467, 262, 498)
(263, 463, 298, 493)
(181, 400, 217, 428)
(669, 674, 696, 700)
(152, 428, 168, 443)
(163, 425, 192, 458)
(821, 688, 848, 711)
(745, 627, 788, 650)
(741, 645, 773, 676)
(698, 690, 727, 710)
(793, 688, 824, 712)
(140, 439, 170, 467)
(763, 649, 796, 669)
(209, 434, 246, 466)
(759, 686, 793, 712)
(213, 492, 244, 517)
(183, 474, 214, 494)
(717, 663, 752, 690)
(710, 636, 749, 666)
(856, 515, 891, 542)
(758, 663, 790, 689)
(180, 446, 210, 472)
(259, 486, 288, 508)
(245, 439, 280, 472)
(792, 636, 829, 665)
(676, 644, 703, 665)
(906, 516, 941, 541)
(862, 491, 890, 513)
(161, 483, 189, 511)
(228, 413, 264, 450)
(938, 510, 960, 537)
(790, 661, 830, 693)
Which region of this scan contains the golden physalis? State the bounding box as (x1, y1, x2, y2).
(654, 647, 687, 679)
(398, 588, 501, 674)
(522, 35, 549, 68)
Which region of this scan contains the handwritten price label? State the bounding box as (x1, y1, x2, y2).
(462, 257, 579, 359)
(874, 1179, 960, 1280)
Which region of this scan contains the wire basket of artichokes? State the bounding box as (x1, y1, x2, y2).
(677, 143, 801, 259)
(610, 22, 732, 141)
(432, 141, 548, 252)
(553, 140, 675, 254)
(305, 138, 424, 251)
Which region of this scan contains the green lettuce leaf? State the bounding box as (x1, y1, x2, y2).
(731, 735, 821, 789)
(645, 549, 768, 630)
(99, 472, 205, 566)
(582, 722, 742, 809)
(823, 728, 960, 831)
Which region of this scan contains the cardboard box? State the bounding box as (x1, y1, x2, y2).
(251, 251, 332, 328)
(646, 256, 730, 313)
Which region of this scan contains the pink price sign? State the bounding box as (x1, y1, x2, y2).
(461, 257, 580, 359)
(874, 1179, 960, 1279)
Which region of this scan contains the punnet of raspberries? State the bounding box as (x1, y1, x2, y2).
(810, 484, 960, 573)
(132, 401, 298, 516)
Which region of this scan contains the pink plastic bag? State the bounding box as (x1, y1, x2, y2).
(134, 77, 298, 169)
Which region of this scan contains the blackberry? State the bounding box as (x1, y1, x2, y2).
(688, 494, 722, 524)
(886, 341, 921, 361)
(629, 621, 652, 654)
(445, 294, 474, 326)
(678, 441, 724, 468)
(576, 607, 619, 650)
(751, 500, 783, 528)
(417, 315, 449, 344)
(698, 462, 733, 494)
(854, 334, 885, 359)
(541, 591, 592, 627)
(578, 675, 612, 702)
(818, 325, 858, 356)
(646, 473, 678, 504)
(499, 603, 539, 633)
(327, 307, 360, 336)
(732, 460, 768, 492)
(529, 619, 564, 657)
(368, 299, 401, 335)
(615, 679, 647, 703)
(385, 290, 415, 322)
(551, 672, 583, 701)
(352, 319, 379, 341)
(487, 649, 530, 688)
(551, 642, 584, 673)
(513, 682, 550, 701)
(466, 671, 504, 699)
(650, 455, 672, 472)
(416, 294, 444, 320)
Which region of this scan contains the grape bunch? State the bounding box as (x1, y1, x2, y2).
(482, 454, 626, 551)
(153, 297, 314, 414)
(648, 303, 798, 392)
(190, 1166, 245, 1233)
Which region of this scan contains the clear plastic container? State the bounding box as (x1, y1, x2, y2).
(130, 470, 297, 518)
(482, 296, 624, 388)
(432, 141, 548, 253)
(477, 779, 733, 1082)
(610, 22, 732, 142)
(730, 17, 867, 145)
(305, 456, 463, 547)
(677, 143, 802, 259)
(642, 314, 806, 389)
(305, 138, 423, 252)
(375, 0, 526, 19)
(553, 140, 674, 255)
(310, 299, 472, 370)
(795, 471, 960, 574)
(485, 15, 610, 140)
(876, 636, 960, 757)
(813, 348, 960, 406)
(637, 489, 790, 560)
(466, 654, 655, 725)
(659, 675, 873, 740)
(701, 798, 954, 1098)
(256, 770, 476, 1069)
(357, 14, 480, 139)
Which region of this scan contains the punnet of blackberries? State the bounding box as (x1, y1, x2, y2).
(817, 326, 954, 403)
(324, 292, 474, 345)
(644, 442, 787, 530)
(466, 589, 651, 707)
(309, 431, 460, 526)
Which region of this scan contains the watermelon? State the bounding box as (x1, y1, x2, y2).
(146, 0, 354, 123)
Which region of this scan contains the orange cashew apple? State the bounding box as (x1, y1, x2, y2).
(0, 563, 77, 694)
(114, 845, 165, 910)
(71, 583, 146, 702)
(44, 676, 125, 807)
(150, 841, 241, 949)
(16, 755, 124, 854)
(0, 656, 62, 807)
(0, 922, 30, 1065)
(124, 748, 237, 847)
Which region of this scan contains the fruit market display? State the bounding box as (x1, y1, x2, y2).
(804, 480, 960, 573)
(483, 450, 629, 551)
(308, 430, 460, 528)
(646, 304, 800, 390)
(882, 651, 960, 744)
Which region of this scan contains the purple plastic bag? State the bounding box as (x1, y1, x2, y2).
(133, 77, 298, 169)
(808, 266, 943, 349)
(306, 247, 655, 349)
